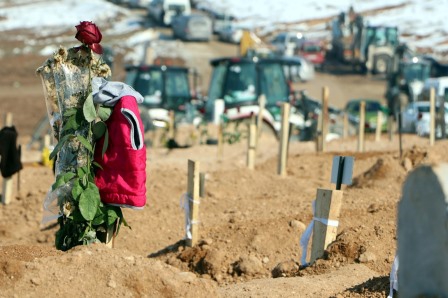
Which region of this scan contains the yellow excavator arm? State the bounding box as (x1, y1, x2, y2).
(239, 30, 272, 57)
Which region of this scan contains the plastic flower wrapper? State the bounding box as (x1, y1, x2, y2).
(36, 21, 125, 251)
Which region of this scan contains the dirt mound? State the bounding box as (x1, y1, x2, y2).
(400, 146, 428, 171)
(0, 244, 218, 297)
(332, 275, 391, 297)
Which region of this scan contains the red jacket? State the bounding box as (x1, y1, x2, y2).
(94, 95, 147, 209)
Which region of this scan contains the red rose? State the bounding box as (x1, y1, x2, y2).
(75, 21, 103, 54)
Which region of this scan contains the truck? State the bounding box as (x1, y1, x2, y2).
(147, 0, 191, 26)
(326, 11, 399, 75)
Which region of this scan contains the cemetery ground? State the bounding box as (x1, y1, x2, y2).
(0, 33, 443, 297)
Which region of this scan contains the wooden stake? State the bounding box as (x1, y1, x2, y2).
(2, 113, 13, 205)
(316, 112, 323, 152)
(247, 123, 256, 170)
(278, 103, 290, 177)
(388, 115, 394, 141)
(375, 111, 382, 142)
(199, 172, 205, 198)
(256, 94, 266, 150)
(187, 160, 201, 247)
(217, 121, 223, 159)
(343, 112, 349, 138)
(310, 188, 343, 264)
(321, 86, 329, 152)
(168, 110, 175, 140)
(430, 87, 436, 146)
(357, 101, 365, 152)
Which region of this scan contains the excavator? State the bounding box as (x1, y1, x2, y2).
(325, 9, 399, 75)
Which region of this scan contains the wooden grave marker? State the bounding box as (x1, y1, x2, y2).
(186, 159, 201, 247)
(430, 87, 436, 146)
(357, 101, 365, 152)
(2, 113, 14, 205)
(278, 103, 290, 177)
(343, 112, 349, 138)
(217, 119, 224, 159)
(168, 110, 175, 140)
(307, 156, 354, 265)
(247, 122, 256, 170)
(256, 94, 266, 151)
(316, 87, 329, 152)
(375, 111, 382, 142)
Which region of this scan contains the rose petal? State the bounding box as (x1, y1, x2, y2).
(89, 43, 103, 54)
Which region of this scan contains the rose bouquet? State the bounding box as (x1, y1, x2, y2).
(37, 21, 127, 251)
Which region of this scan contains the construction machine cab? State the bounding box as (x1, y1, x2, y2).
(205, 56, 305, 135)
(125, 63, 202, 132)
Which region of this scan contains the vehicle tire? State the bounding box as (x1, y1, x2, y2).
(372, 54, 390, 75)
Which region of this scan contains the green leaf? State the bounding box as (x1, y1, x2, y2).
(78, 185, 100, 221)
(52, 172, 76, 190)
(92, 121, 107, 140)
(64, 108, 77, 117)
(107, 207, 119, 226)
(98, 106, 112, 121)
(49, 134, 70, 160)
(77, 165, 88, 178)
(64, 115, 79, 131)
(92, 161, 103, 170)
(71, 182, 84, 201)
(92, 208, 105, 226)
(77, 135, 93, 153)
(102, 128, 109, 158)
(83, 93, 96, 122)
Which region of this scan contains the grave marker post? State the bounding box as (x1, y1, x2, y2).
(2, 113, 14, 205)
(375, 111, 382, 142)
(430, 87, 436, 146)
(308, 156, 354, 264)
(357, 101, 365, 152)
(186, 159, 201, 247)
(278, 103, 290, 176)
(247, 123, 256, 170)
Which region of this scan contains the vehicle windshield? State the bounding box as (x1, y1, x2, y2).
(259, 63, 289, 105)
(208, 64, 226, 101)
(208, 60, 289, 106)
(403, 63, 431, 82)
(223, 63, 257, 103)
(366, 27, 398, 47)
(133, 69, 164, 106)
(165, 69, 191, 109)
(131, 68, 190, 109)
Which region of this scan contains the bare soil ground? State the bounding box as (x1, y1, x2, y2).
(0, 26, 439, 298)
